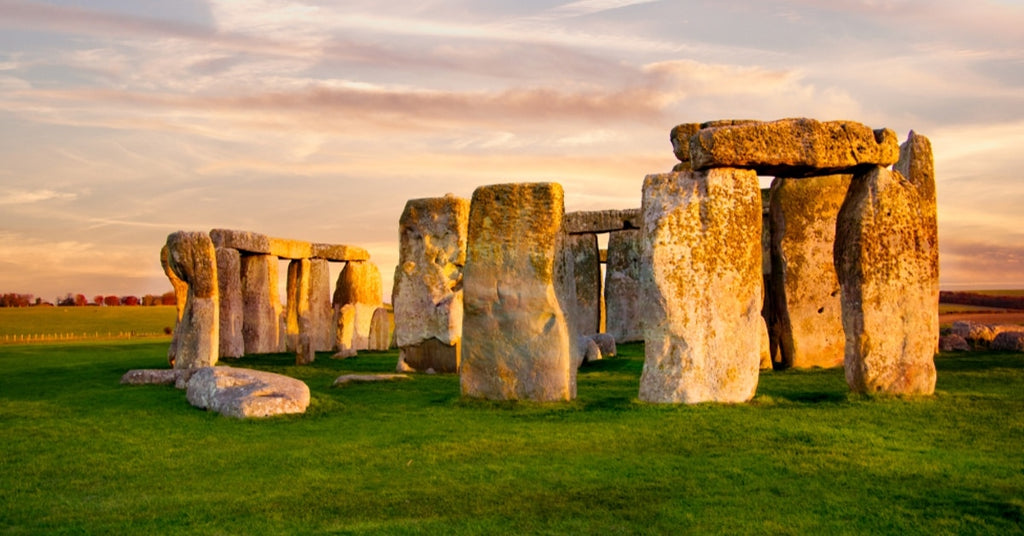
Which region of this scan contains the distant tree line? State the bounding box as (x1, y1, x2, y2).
(939, 291, 1024, 311)
(0, 291, 177, 307)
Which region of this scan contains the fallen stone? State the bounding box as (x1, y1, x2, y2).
(574, 337, 602, 369)
(769, 174, 851, 369)
(589, 333, 616, 357)
(391, 195, 470, 372)
(460, 182, 575, 401)
(605, 229, 644, 343)
(166, 231, 219, 370)
(991, 331, 1024, 352)
(689, 118, 899, 176)
(939, 334, 971, 352)
(216, 247, 244, 359)
(332, 374, 411, 386)
(564, 209, 641, 235)
(639, 169, 763, 404)
(950, 321, 999, 343)
(834, 166, 938, 395)
(186, 367, 309, 418)
(120, 369, 182, 386)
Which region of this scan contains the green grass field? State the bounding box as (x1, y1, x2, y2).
(0, 306, 177, 339)
(1, 340, 1022, 534)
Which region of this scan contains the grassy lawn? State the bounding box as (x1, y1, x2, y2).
(1, 341, 1022, 534)
(0, 306, 177, 339)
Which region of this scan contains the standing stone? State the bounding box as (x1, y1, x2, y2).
(391, 195, 470, 373)
(605, 229, 644, 343)
(367, 307, 391, 351)
(308, 259, 334, 352)
(834, 165, 938, 395)
(333, 303, 357, 359)
(769, 174, 851, 369)
(160, 244, 189, 366)
(639, 169, 762, 404)
(895, 131, 939, 348)
(285, 258, 311, 353)
(165, 231, 219, 369)
(460, 182, 575, 401)
(215, 247, 244, 358)
(333, 261, 383, 351)
(568, 233, 601, 336)
(240, 254, 283, 354)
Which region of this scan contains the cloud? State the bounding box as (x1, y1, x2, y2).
(539, 0, 662, 19)
(0, 189, 76, 205)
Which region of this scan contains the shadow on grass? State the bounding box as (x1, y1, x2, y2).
(935, 351, 1024, 372)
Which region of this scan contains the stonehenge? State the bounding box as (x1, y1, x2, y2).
(155, 116, 939, 406)
(163, 228, 378, 364)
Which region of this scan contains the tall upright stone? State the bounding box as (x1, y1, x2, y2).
(895, 130, 939, 347)
(568, 233, 601, 336)
(333, 261, 383, 351)
(368, 307, 391, 352)
(834, 165, 938, 395)
(240, 254, 283, 354)
(391, 195, 470, 373)
(165, 231, 219, 369)
(285, 258, 311, 354)
(605, 229, 643, 343)
(215, 247, 244, 358)
(639, 169, 762, 404)
(460, 182, 575, 401)
(308, 259, 334, 352)
(160, 244, 189, 366)
(769, 174, 851, 369)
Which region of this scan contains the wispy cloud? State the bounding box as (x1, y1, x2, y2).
(0, 189, 76, 205)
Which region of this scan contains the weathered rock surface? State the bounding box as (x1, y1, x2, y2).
(564, 209, 641, 235)
(367, 307, 391, 351)
(209, 229, 369, 261)
(574, 337, 602, 369)
(690, 118, 899, 176)
(391, 195, 470, 372)
(240, 254, 283, 354)
(605, 229, 644, 343)
(215, 247, 244, 359)
(639, 169, 763, 404)
(567, 233, 601, 336)
(939, 334, 971, 352)
(332, 373, 411, 386)
(166, 231, 219, 369)
(186, 367, 310, 418)
(669, 123, 701, 163)
(769, 174, 851, 369)
(834, 165, 938, 395)
(460, 182, 575, 401)
(333, 261, 383, 351)
(992, 331, 1024, 352)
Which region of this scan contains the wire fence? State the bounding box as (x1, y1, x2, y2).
(0, 331, 171, 345)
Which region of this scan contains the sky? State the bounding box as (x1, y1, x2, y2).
(1, 0, 1023, 303)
